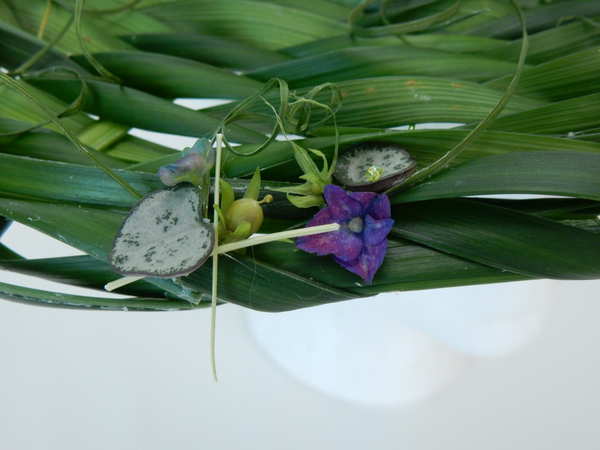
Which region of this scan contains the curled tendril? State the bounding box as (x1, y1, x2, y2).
(213, 78, 341, 158)
(286, 82, 342, 134)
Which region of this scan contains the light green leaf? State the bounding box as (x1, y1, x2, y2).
(243, 167, 261, 200)
(219, 180, 235, 213)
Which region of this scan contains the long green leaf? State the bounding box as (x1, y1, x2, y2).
(349, 0, 461, 37)
(391, 151, 600, 203)
(206, 76, 543, 130)
(248, 46, 524, 88)
(139, 0, 347, 50)
(0, 280, 203, 311)
(0, 79, 93, 134)
(70, 51, 265, 99)
(391, 199, 600, 279)
(486, 46, 600, 102)
(0, 21, 85, 73)
(4, 0, 141, 54)
(120, 32, 292, 70)
(0, 127, 129, 167)
(221, 130, 600, 180)
(485, 93, 600, 135)
(24, 72, 265, 142)
(0, 255, 166, 297)
(479, 18, 600, 64)
(250, 239, 529, 296)
(463, 0, 600, 39)
(282, 33, 504, 58)
(0, 152, 161, 208)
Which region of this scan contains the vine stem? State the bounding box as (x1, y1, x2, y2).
(210, 134, 224, 382)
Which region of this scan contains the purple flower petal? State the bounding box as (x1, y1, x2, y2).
(323, 185, 362, 221)
(348, 190, 378, 212)
(334, 239, 388, 284)
(297, 227, 363, 261)
(363, 216, 395, 246)
(364, 193, 392, 220)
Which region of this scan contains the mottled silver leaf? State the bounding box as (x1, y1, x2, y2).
(109, 183, 214, 278)
(334, 142, 417, 192)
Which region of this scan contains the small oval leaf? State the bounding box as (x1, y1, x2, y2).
(334, 142, 417, 192)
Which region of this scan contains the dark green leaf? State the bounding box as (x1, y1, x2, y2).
(391, 199, 600, 279)
(0, 254, 166, 297)
(0, 280, 203, 311)
(463, 0, 600, 39)
(140, 0, 346, 50)
(70, 51, 264, 99)
(24, 73, 265, 143)
(248, 46, 524, 88)
(120, 32, 292, 70)
(392, 151, 600, 203)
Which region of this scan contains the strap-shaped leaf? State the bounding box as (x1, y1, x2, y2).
(120, 32, 292, 71)
(391, 198, 600, 279)
(479, 18, 600, 65)
(0, 22, 85, 73)
(486, 93, 600, 135)
(392, 151, 600, 203)
(222, 130, 600, 180)
(0, 152, 161, 208)
(70, 51, 265, 100)
(248, 46, 523, 88)
(250, 239, 529, 295)
(24, 72, 265, 143)
(207, 76, 543, 130)
(464, 0, 600, 39)
(0, 280, 203, 311)
(139, 0, 346, 50)
(487, 46, 600, 102)
(0, 255, 165, 298)
(179, 251, 358, 312)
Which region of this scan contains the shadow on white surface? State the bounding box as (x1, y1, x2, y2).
(246, 280, 554, 406)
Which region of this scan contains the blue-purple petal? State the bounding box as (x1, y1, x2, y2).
(334, 239, 388, 284)
(363, 216, 395, 246)
(323, 185, 362, 220)
(364, 193, 392, 220)
(348, 190, 378, 212)
(297, 227, 363, 261)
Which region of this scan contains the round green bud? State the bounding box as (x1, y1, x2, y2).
(224, 198, 264, 236)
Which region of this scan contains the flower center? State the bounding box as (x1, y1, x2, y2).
(348, 216, 364, 233)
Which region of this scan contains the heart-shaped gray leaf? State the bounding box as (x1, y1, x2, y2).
(109, 183, 214, 278)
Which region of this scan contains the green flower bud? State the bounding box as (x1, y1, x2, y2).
(224, 195, 272, 237)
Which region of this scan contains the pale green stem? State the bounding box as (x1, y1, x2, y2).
(210, 134, 223, 382)
(104, 223, 340, 292)
(215, 223, 340, 254)
(38, 0, 52, 39)
(105, 276, 143, 292)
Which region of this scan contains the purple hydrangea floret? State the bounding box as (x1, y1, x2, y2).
(296, 184, 394, 284)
